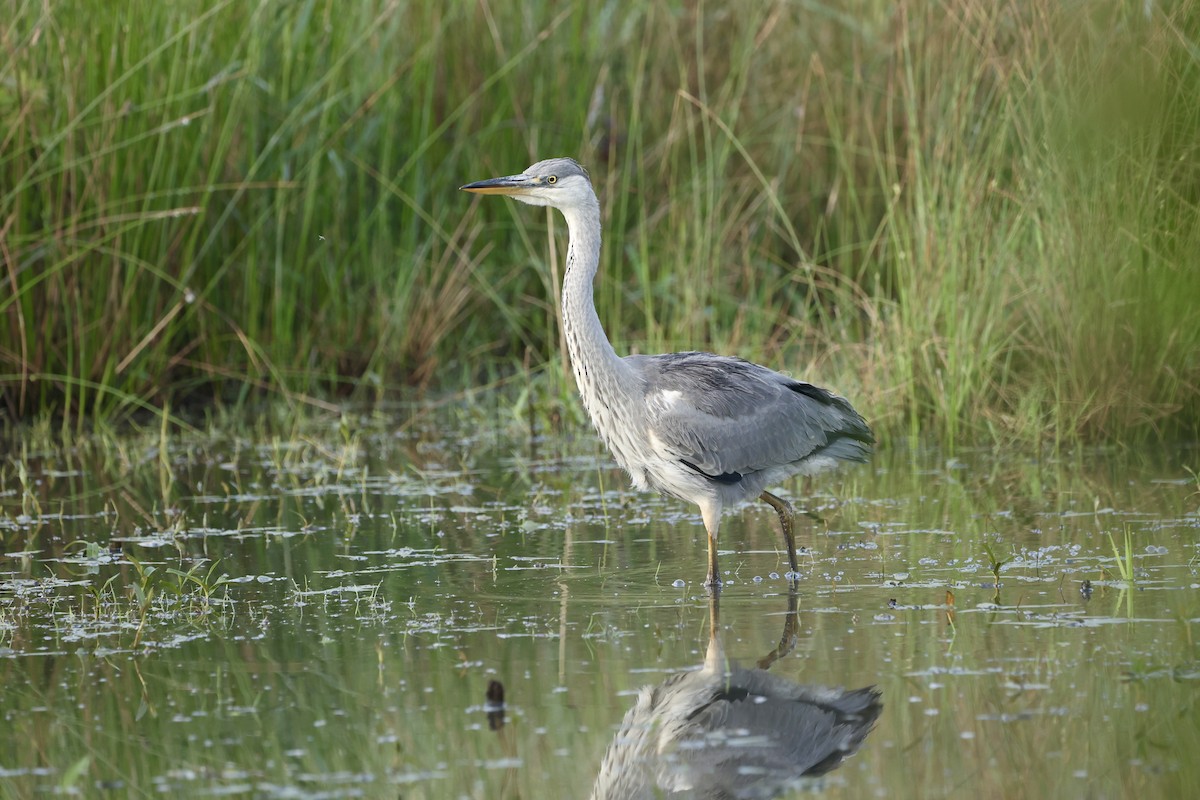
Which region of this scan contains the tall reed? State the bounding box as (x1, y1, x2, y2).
(2, 0, 1197, 445)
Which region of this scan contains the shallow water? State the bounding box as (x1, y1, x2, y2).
(1, 416, 1198, 798)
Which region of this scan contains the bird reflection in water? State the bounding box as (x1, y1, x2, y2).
(590, 593, 882, 799)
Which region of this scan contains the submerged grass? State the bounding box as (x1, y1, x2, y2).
(2, 0, 1199, 446)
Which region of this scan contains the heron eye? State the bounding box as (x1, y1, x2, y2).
(547, 175, 557, 184)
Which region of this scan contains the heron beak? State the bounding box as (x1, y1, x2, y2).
(460, 174, 540, 196)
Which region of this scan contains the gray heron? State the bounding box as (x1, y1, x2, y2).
(462, 158, 873, 587)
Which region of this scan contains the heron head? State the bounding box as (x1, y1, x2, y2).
(461, 157, 594, 209)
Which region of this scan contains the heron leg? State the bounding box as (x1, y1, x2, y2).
(760, 490, 799, 576)
(699, 499, 723, 589)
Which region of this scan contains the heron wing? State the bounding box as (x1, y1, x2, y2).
(629, 352, 872, 482)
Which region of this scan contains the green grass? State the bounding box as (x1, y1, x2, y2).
(2, 0, 1198, 446)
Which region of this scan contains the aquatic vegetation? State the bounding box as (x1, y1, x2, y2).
(2, 0, 1199, 447)
(1108, 525, 1138, 586)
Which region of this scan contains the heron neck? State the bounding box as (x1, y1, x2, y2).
(559, 202, 637, 402)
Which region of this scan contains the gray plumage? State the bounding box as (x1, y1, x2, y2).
(628, 352, 873, 489)
(462, 157, 874, 586)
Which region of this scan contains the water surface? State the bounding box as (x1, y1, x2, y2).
(2, 415, 1197, 798)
